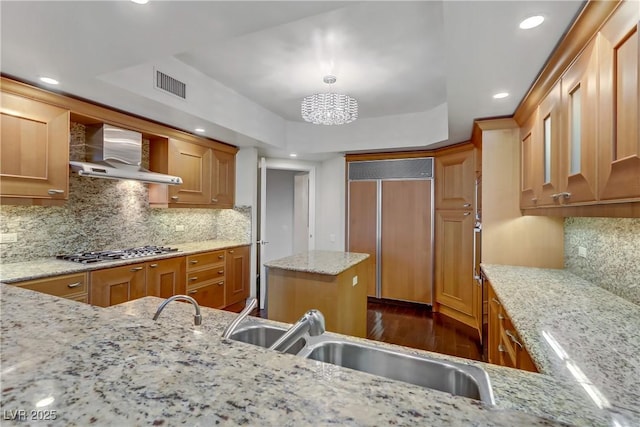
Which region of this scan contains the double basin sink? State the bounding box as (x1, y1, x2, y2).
(228, 322, 494, 405)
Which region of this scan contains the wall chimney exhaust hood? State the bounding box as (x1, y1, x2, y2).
(69, 124, 183, 185)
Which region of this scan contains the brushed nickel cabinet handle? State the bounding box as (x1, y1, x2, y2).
(67, 282, 81, 288)
(188, 290, 197, 295)
(531, 197, 538, 202)
(149, 264, 158, 268)
(190, 277, 198, 281)
(130, 267, 144, 272)
(505, 330, 523, 349)
(551, 193, 560, 200)
(498, 344, 507, 353)
(171, 196, 179, 201)
(463, 203, 471, 208)
(48, 189, 65, 195)
(218, 270, 224, 274)
(212, 198, 218, 203)
(190, 260, 198, 264)
(228, 250, 234, 254)
(217, 281, 224, 286)
(218, 255, 224, 259)
(491, 298, 501, 305)
(498, 313, 504, 320)
(464, 212, 471, 216)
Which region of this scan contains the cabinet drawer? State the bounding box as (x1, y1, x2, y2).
(186, 268, 225, 287)
(186, 250, 225, 270)
(15, 273, 87, 298)
(186, 281, 225, 309)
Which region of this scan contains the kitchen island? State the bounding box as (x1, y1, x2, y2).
(264, 250, 370, 337)
(0, 282, 616, 426)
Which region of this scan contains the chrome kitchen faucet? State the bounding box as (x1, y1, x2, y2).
(153, 295, 202, 326)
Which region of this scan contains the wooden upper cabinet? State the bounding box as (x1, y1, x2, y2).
(149, 138, 236, 208)
(168, 138, 212, 205)
(435, 147, 475, 210)
(598, 2, 640, 202)
(0, 92, 70, 203)
(520, 111, 541, 209)
(536, 82, 562, 207)
(212, 149, 235, 208)
(560, 38, 599, 204)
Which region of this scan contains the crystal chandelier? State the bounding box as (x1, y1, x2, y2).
(301, 75, 358, 125)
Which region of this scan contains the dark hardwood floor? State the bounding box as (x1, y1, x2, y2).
(247, 299, 483, 362)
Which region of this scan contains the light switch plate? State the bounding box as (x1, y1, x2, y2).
(352, 276, 358, 286)
(175, 225, 185, 232)
(578, 246, 587, 258)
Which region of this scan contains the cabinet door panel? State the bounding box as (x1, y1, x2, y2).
(435, 210, 474, 315)
(520, 112, 541, 208)
(212, 149, 235, 208)
(598, 7, 640, 201)
(536, 83, 562, 206)
(561, 39, 598, 204)
(147, 257, 186, 298)
(90, 264, 146, 307)
(188, 282, 225, 309)
(348, 180, 378, 297)
(381, 180, 432, 304)
(435, 149, 475, 210)
(168, 139, 212, 204)
(0, 92, 69, 200)
(225, 246, 249, 306)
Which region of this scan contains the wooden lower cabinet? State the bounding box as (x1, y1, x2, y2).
(186, 249, 226, 309)
(147, 257, 186, 299)
(12, 273, 88, 303)
(487, 280, 538, 373)
(225, 245, 250, 306)
(90, 264, 146, 307)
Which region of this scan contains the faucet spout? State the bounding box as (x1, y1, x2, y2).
(269, 309, 325, 353)
(153, 295, 202, 326)
(222, 298, 258, 339)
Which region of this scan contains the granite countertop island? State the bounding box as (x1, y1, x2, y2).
(0, 282, 616, 426)
(0, 239, 250, 283)
(481, 264, 640, 426)
(263, 250, 369, 275)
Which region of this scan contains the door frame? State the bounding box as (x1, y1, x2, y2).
(257, 157, 316, 309)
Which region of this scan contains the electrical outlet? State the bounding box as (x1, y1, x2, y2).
(329, 234, 336, 243)
(352, 276, 358, 286)
(578, 246, 587, 258)
(175, 225, 185, 232)
(0, 233, 18, 243)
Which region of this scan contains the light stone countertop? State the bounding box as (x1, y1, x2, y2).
(481, 264, 640, 426)
(0, 239, 250, 283)
(264, 250, 369, 275)
(0, 283, 617, 426)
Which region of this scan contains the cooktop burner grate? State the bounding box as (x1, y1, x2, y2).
(57, 246, 179, 264)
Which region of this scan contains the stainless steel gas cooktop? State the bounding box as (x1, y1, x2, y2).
(57, 246, 179, 264)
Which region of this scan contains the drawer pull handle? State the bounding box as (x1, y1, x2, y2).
(171, 196, 179, 201)
(188, 290, 198, 295)
(463, 212, 471, 216)
(130, 267, 144, 272)
(228, 250, 234, 254)
(67, 282, 82, 288)
(217, 281, 224, 286)
(218, 270, 224, 274)
(149, 264, 158, 268)
(498, 344, 507, 353)
(190, 260, 198, 264)
(505, 330, 523, 349)
(463, 203, 471, 208)
(491, 298, 501, 305)
(218, 255, 224, 259)
(190, 277, 198, 281)
(48, 189, 65, 195)
(497, 313, 504, 320)
(531, 197, 538, 202)
(212, 198, 218, 203)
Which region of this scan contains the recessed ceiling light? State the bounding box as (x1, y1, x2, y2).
(131, 0, 149, 4)
(289, 153, 298, 158)
(195, 128, 205, 133)
(39, 77, 59, 85)
(493, 92, 509, 99)
(519, 15, 544, 30)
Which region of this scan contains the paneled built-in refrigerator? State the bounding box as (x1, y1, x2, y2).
(347, 158, 434, 305)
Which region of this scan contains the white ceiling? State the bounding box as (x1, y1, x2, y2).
(0, 1, 584, 161)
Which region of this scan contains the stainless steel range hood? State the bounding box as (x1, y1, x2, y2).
(69, 124, 183, 185)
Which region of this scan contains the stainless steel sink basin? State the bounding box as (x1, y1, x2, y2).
(227, 324, 306, 354)
(301, 340, 494, 404)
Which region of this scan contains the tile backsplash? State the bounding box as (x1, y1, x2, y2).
(565, 217, 640, 306)
(0, 123, 250, 263)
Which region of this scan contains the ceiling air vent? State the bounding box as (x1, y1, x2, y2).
(155, 70, 186, 99)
